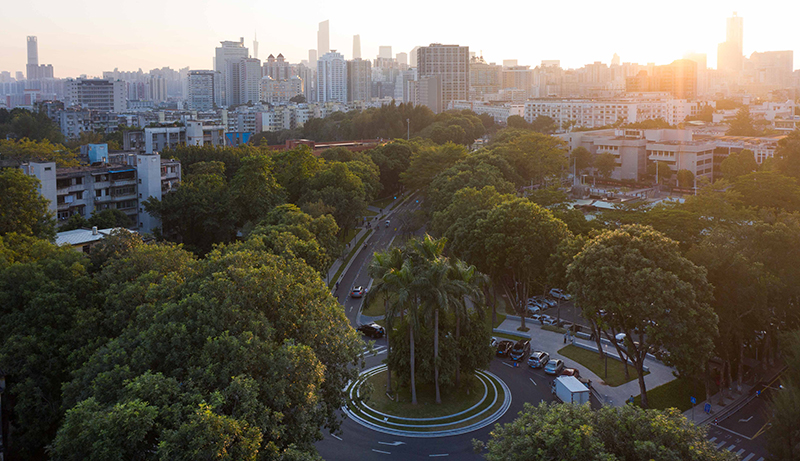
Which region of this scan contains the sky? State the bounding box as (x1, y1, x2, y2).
(1, 0, 798, 78)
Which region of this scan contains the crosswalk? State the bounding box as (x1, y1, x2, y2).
(360, 345, 388, 357)
(708, 437, 763, 461)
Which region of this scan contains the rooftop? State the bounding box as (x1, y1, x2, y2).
(55, 227, 128, 247)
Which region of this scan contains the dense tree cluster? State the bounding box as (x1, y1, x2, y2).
(0, 107, 64, 144)
(369, 235, 492, 403)
(0, 226, 362, 460)
(477, 402, 737, 461)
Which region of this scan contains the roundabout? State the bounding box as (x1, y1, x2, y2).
(343, 364, 512, 438)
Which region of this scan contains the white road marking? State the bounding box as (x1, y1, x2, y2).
(378, 441, 406, 446)
(709, 437, 717, 442)
(331, 434, 342, 441)
(372, 449, 392, 455)
(738, 416, 753, 422)
(736, 449, 745, 455)
(429, 454, 449, 457)
(530, 378, 537, 386)
(716, 441, 727, 449)
(726, 444, 736, 451)
(502, 362, 514, 368)
(742, 454, 755, 461)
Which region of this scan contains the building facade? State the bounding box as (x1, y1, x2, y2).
(65, 79, 126, 112)
(347, 58, 372, 103)
(317, 51, 347, 103)
(417, 44, 470, 112)
(187, 70, 220, 111)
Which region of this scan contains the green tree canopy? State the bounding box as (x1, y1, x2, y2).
(720, 149, 758, 179)
(593, 153, 617, 180)
(477, 402, 737, 461)
(0, 167, 56, 240)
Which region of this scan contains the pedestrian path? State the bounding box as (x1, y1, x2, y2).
(708, 436, 763, 461)
(360, 344, 387, 358)
(495, 316, 677, 406)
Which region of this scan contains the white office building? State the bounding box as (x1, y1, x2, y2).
(317, 51, 347, 103)
(214, 38, 249, 107)
(65, 79, 126, 113)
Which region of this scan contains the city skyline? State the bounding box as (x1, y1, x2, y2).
(1, 1, 799, 78)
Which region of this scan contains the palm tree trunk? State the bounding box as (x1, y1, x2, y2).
(455, 311, 461, 387)
(520, 282, 527, 330)
(386, 302, 392, 394)
(434, 308, 441, 404)
(409, 322, 417, 405)
(736, 340, 744, 393)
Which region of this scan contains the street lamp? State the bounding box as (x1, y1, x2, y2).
(604, 343, 608, 379)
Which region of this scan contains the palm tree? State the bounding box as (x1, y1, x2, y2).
(368, 248, 405, 394)
(448, 260, 488, 387)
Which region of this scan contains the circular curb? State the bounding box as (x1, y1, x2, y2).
(343, 365, 512, 438)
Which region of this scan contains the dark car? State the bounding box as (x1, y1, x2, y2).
(544, 359, 565, 375)
(509, 339, 531, 361)
(357, 323, 385, 338)
(528, 351, 550, 368)
(496, 340, 514, 357)
(350, 286, 365, 298)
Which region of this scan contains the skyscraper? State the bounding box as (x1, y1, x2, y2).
(187, 70, 220, 111)
(347, 58, 371, 102)
(238, 58, 262, 104)
(318, 20, 330, 57)
(309, 49, 318, 66)
(718, 12, 744, 72)
(353, 35, 361, 60)
(214, 38, 249, 106)
(317, 51, 347, 103)
(396, 52, 408, 67)
(416, 44, 469, 112)
(253, 32, 259, 59)
(26, 36, 39, 80)
(379, 46, 393, 60)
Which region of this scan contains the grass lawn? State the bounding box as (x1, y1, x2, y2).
(362, 291, 386, 317)
(339, 228, 358, 244)
(493, 332, 529, 341)
(329, 230, 372, 288)
(363, 209, 378, 217)
(365, 370, 484, 418)
(634, 377, 713, 411)
(491, 313, 506, 329)
(371, 196, 397, 210)
(557, 345, 647, 387)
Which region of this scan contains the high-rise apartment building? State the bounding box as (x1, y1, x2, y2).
(409, 47, 420, 67)
(353, 35, 361, 60)
(470, 56, 502, 100)
(297, 63, 316, 102)
(65, 79, 126, 112)
(625, 60, 697, 100)
(502, 65, 533, 99)
(317, 51, 347, 103)
(214, 38, 249, 107)
(416, 44, 469, 112)
(26, 36, 39, 80)
(396, 52, 408, 68)
(379, 46, 393, 60)
(187, 70, 220, 111)
(718, 12, 744, 72)
(347, 58, 372, 103)
(309, 49, 318, 66)
(238, 58, 262, 104)
(318, 20, 330, 56)
(746, 51, 794, 88)
(260, 76, 303, 104)
(263, 54, 292, 81)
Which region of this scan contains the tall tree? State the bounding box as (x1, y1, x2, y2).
(229, 155, 286, 227)
(720, 149, 758, 179)
(593, 153, 617, 180)
(567, 225, 717, 408)
(0, 168, 56, 241)
(727, 107, 760, 136)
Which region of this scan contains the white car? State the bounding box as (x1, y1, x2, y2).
(549, 288, 572, 301)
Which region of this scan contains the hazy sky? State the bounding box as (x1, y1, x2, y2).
(2, 0, 798, 78)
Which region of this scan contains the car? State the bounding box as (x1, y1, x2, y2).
(528, 351, 550, 368)
(385, 220, 390, 228)
(490, 337, 498, 348)
(526, 305, 542, 315)
(549, 288, 572, 301)
(540, 297, 557, 308)
(350, 286, 366, 298)
(544, 359, 565, 375)
(509, 340, 531, 361)
(542, 316, 557, 326)
(561, 367, 581, 379)
(496, 340, 514, 357)
(357, 323, 385, 338)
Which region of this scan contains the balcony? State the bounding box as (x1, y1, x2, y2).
(111, 179, 137, 187)
(111, 193, 137, 202)
(94, 195, 111, 203)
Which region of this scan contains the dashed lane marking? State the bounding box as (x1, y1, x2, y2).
(530, 378, 537, 386)
(429, 454, 449, 457)
(331, 434, 342, 441)
(372, 449, 391, 455)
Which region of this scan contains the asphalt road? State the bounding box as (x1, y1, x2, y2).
(318, 197, 563, 460)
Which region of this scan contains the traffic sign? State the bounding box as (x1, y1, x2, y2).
(704, 403, 711, 414)
(690, 396, 697, 404)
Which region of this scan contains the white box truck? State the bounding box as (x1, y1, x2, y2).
(551, 376, 590, 405)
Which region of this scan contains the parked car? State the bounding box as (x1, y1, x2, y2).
(561, 368, 581, 379)
(496, 340, 514, 357)
(529, 313, 543, 322)
(350, 286, 366, 298)
(357, 323, 385, 338)
(549, 288, 572, 301)
(544, 359, 565, 375)
(527, 305, 542, 315)
(509, 340, 531, 361)
(490, 337, 498, 348)
(542, 316, 557, 326)
(528, 351, 550, 368)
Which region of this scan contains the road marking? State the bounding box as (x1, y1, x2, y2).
(756, 458, 764, 461)
(726, 444, 736, 451)
(736, 449, 745, 455)
(530, 378, 537, 386)
(709, 437, 717, 442)
(331, 434, 342, 441)
(372, 449, 392, 455)
(716, 441, 726, 449)
(378, 441, 406, 446)
(742, 454, 755, 461)
(739, 416, 753, 422)
(502, 362, 514, 368)
(429, 454, 449, 457)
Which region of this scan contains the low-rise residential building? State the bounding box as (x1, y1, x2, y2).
(447, 100, 524, 124)
(55, 226, 128, 252)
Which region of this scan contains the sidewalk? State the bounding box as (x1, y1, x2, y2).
(495, 316, 677, 407)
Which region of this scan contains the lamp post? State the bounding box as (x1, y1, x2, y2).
(604, 343, 608, 379)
